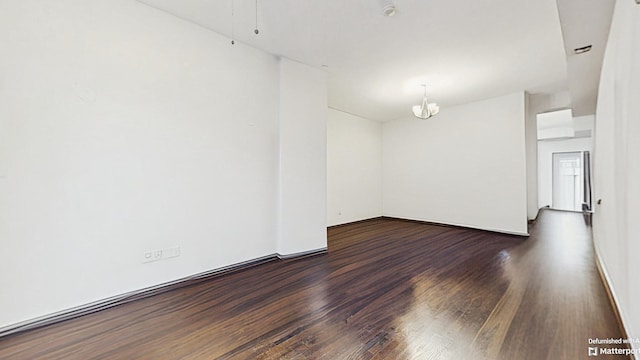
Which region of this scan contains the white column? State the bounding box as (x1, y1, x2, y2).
(277, 58, 328, 256)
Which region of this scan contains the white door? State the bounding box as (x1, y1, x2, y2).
(552, 152, 583, 211)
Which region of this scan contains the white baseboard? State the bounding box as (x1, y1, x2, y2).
(594, 249, 638, 358)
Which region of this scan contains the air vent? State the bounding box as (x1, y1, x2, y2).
(574, 45, 592, 55)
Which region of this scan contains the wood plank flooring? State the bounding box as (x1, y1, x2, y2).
(0, 210, 628, 359)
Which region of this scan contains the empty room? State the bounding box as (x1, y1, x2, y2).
(1, 0, 639, 359)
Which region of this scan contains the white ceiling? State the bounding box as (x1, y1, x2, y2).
(136, 0, 613, 121)
(556, 0, 614, 117)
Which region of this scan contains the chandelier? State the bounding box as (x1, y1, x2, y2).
(412, 85, 440, 119)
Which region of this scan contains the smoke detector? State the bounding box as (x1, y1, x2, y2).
(383, 5, 396, 16)
(382, 1, 396, 16)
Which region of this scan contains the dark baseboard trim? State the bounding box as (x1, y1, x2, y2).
(330, 216, 529, 237)
(277, 247, 327, 260)
(327, 217, 384, 229)
(0, 248, 327, 339)
(528, 205, 550, 224)
(381, 216, 529, 237)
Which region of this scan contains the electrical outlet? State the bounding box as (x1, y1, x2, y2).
(165, 247, 180, 258)
(143, 246, 180, 263)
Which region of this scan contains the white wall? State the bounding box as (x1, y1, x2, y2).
(277, 58, 328, 255)
(525, 93, 540, 221)
(593, 0, 640, 344)
(536, 109, 574, 140)
(573, 115, 595, 135)
(327, 109, 382, 226)
(524, 91, 573, 220)
(382, 92, 528, 235)
(537, 137, 593, 209)
(0, 0, 324, 329)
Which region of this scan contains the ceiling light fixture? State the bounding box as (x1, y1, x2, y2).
(254, 0, 260, 34)
(382, 0, 396, 16)
(230, 0, 235, 44)
(413, 85, 440, 119)
(230, 0, 260, 45)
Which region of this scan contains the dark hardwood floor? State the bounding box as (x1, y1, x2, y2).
(0, 210, 628, 359)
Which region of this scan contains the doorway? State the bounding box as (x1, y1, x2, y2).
(552, 152, 583, 211)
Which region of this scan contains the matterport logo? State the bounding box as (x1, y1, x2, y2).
(588, 338, 640, 356)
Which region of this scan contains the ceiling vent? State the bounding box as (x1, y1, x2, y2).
(574, 45, 592, 55)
